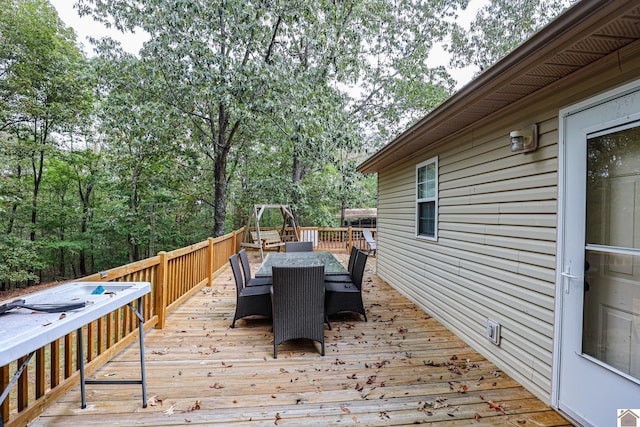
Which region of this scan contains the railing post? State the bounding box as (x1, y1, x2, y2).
(208, 237, 214, 287)
(348, 226, 353, 253)
(1, 364, 8, 424)
(155, 251, 168, 329)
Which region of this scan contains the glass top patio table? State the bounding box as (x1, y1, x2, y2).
(255, 252, 348, 277)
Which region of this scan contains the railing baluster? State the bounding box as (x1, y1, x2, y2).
(98, 317, 105, 356)
(64, 334, 73, 379)
(87, 322, 95, 362)
(51, 340, 60, 388)
(1, 364, 8, 424)
(35, 348, 45, 399)
(17, 356, 28, 412)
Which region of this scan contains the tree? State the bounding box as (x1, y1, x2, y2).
(0, 0, 93, 285)
(447, 0, 574, 73)
(78, 0, 292, 237)
(0, 0, 92, 239)
(77, 0, 469, 234)
(91, 51, 187, 261)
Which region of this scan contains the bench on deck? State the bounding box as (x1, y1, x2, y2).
(251, 230, 285, 251)
(241, 230, 286, 259)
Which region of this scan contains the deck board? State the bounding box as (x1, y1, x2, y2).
(31, 253, 570, 426)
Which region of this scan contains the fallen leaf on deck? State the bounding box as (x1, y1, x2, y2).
(59, 313, 66, 319)
(340, 405, 350, 413)
(474, 413, 482, 421)
(210, 382, 224, 389)
(163, 405, 175, 415)
(366, 375, 376, 384)
(188, 400, 201, 411)
(487, 400, 506, 413)
(347, 373, 357, 379)
(274, 412, 282, 425)
(355, 383, 363, 391)
(184, 418, 191, 423)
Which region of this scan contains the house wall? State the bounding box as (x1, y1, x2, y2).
(375, 39, 640, 402)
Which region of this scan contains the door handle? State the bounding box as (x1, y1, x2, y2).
(561, 271, 578, 294)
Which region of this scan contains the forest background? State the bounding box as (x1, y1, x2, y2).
(0, 0, 571, 290)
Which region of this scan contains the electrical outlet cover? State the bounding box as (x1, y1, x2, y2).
(486, 319, 501, 345)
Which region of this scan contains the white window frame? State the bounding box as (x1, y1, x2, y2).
(415, 156, 438, 240)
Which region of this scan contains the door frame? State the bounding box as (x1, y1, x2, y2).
(553, 77, 640, 419)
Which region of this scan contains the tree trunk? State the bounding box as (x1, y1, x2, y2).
(5, 163, 21, 235)
(290, 146, 312, 225)
(28, 132, 46, 287)
(59, 229, 65, 277)
(78, 183, 93, 277)
(211, 105, 237, 238)
(213, 150, 228, 237)
(129, 172, 139, 262)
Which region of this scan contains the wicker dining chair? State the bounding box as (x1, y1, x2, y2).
(229, 254, 272, 328)
(325, 249, 368, 321)
(271, 265, 325, 358)
(325, 245, 358, 283)
(285, 241, 314, 252)
(238, 249, 272, 287)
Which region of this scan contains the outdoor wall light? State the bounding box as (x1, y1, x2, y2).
(509, 124, 538, 153)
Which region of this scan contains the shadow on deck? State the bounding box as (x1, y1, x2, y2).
(30, 253, 570, 426)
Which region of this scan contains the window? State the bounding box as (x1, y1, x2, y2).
(416, 157, 438, 239)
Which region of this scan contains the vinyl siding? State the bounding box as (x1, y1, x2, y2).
(376, 117, 559, 400)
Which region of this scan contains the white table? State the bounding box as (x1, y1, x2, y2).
(0, 281, 150, 420)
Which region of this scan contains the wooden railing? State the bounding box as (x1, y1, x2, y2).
(0, 228, 244, 427)
(0, 226, 373, 426)
(299, 226, 375, 253)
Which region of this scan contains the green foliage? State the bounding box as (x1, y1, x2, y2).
(0, 0, 93, 132)
(4, 0, 549, 289)
(0, 235, 44, 287)
(447, 0, 574, 73)
(77, 0, 467, 235)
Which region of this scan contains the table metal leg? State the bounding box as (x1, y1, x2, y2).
(78, 328, 87, 409)
(132, 297, 147, 407)
(83, 298, 147, 408)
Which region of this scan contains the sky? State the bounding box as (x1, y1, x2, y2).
(49, 0, 487, 90)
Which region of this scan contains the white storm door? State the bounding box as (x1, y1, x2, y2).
(557, 81, 640, 427)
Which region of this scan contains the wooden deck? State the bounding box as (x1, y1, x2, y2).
(30, 254, 570, 426)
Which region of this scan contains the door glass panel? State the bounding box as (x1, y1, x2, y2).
(584, 125, 640, 380)
(584, 250, 640, 378)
